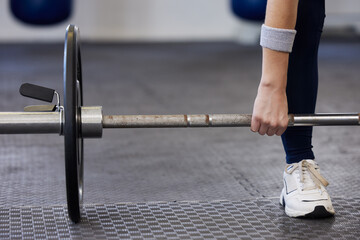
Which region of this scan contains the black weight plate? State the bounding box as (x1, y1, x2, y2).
(63, 24, 83, 223)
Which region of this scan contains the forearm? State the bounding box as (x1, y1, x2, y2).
(260, 0, 299, 89)
(261, 49, 289, 89)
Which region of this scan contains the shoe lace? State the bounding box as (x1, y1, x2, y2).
(286, 160, 329, 191)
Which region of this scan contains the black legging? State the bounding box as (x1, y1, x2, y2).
(281, 0, 325, 164)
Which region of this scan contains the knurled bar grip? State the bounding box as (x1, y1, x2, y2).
(102, 113, 360, 128)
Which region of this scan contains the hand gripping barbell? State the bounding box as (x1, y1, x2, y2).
(0, 25, 359, 223)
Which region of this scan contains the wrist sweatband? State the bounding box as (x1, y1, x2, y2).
(260, 24, 297, 53)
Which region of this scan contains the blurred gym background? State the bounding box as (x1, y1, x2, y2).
(1, 0, 359, 43)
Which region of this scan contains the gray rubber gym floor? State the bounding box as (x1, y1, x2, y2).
(0, 38, 359, 239)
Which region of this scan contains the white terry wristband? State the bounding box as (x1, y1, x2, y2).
(260, 24, 297, 53)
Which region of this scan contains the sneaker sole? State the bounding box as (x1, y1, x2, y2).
(281, 195, 334, 218)
(302, 206, 335, 218)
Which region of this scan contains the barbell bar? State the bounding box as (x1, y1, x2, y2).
(1, 111, 359, 135)
(0, 25, 359, 223)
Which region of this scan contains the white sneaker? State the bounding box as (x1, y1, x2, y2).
(280, 159, 335, 218)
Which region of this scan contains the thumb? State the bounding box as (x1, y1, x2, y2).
(250, 116, 260, 132)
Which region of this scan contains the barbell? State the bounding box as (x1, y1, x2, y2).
(0, 25, 359, 223)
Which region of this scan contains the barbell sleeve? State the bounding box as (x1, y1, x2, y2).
(102, 113, 360, 128)
(0, 111, 63, 134)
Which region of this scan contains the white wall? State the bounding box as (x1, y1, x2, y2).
(0, 0, 238, 42)
(0, 0, 359, 43)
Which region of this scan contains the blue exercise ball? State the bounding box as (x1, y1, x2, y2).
(231, 0, 267, 22)
(10, 0, 72, 25)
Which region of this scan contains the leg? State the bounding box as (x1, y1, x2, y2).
(281, 0, 326, 164)
(279, 0, 334, 218)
